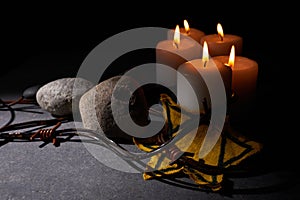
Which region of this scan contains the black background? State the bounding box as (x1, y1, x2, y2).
(1, 3, 297, 164)
(2, 3, 290, 79)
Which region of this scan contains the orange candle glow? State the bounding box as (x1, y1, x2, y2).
(177, 41, 231, 113)
(168, 20, 206, 44)
(212, 45, 258, 124)
(200, 23, 243, 57)
(156, 24, 201, 88)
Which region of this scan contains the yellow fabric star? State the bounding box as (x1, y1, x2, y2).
(133, 94, 263, 191)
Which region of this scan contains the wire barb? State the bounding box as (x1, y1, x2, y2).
(30, 121, 62, 147)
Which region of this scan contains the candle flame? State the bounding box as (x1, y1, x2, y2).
(217, 23, 224, 41)
(183, 19, 190, 34)
(228, 45, 235, 68)
(202, 41, 209, 66)
(173, 25, 180, 49)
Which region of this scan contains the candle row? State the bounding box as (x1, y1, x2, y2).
(156, 20, 258, 124)
(166, 21, 243, 57)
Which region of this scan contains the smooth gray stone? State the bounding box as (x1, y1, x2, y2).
(79, 75, 149, 143)
(36, 77, 94, 116)
(22, 84, 42, 100)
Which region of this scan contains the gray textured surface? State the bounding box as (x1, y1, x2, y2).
(1, 95, 299, 200)
(0, 51, 299, 200)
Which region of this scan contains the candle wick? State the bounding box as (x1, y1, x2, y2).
(225, 63, 233, 69)
(173, 41, 179, 49)
(186, 30, 190, 35)
(218, 34, 223, 41)
(203, 60, 207, 67)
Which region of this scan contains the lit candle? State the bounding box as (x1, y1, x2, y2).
(200, 23, 243, 57)
(212, 45, 259, 124)
(156, 25, 201, 89)
(168, 19, 206, 43)
(177, 41, 231, 113)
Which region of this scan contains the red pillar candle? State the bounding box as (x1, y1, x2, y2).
(177, 41, 232, 113)
(212, 45, 259, 124)
(168, 20, 206, 44)
(156, 25, 201, 88)
(200, 23, 243, 57)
